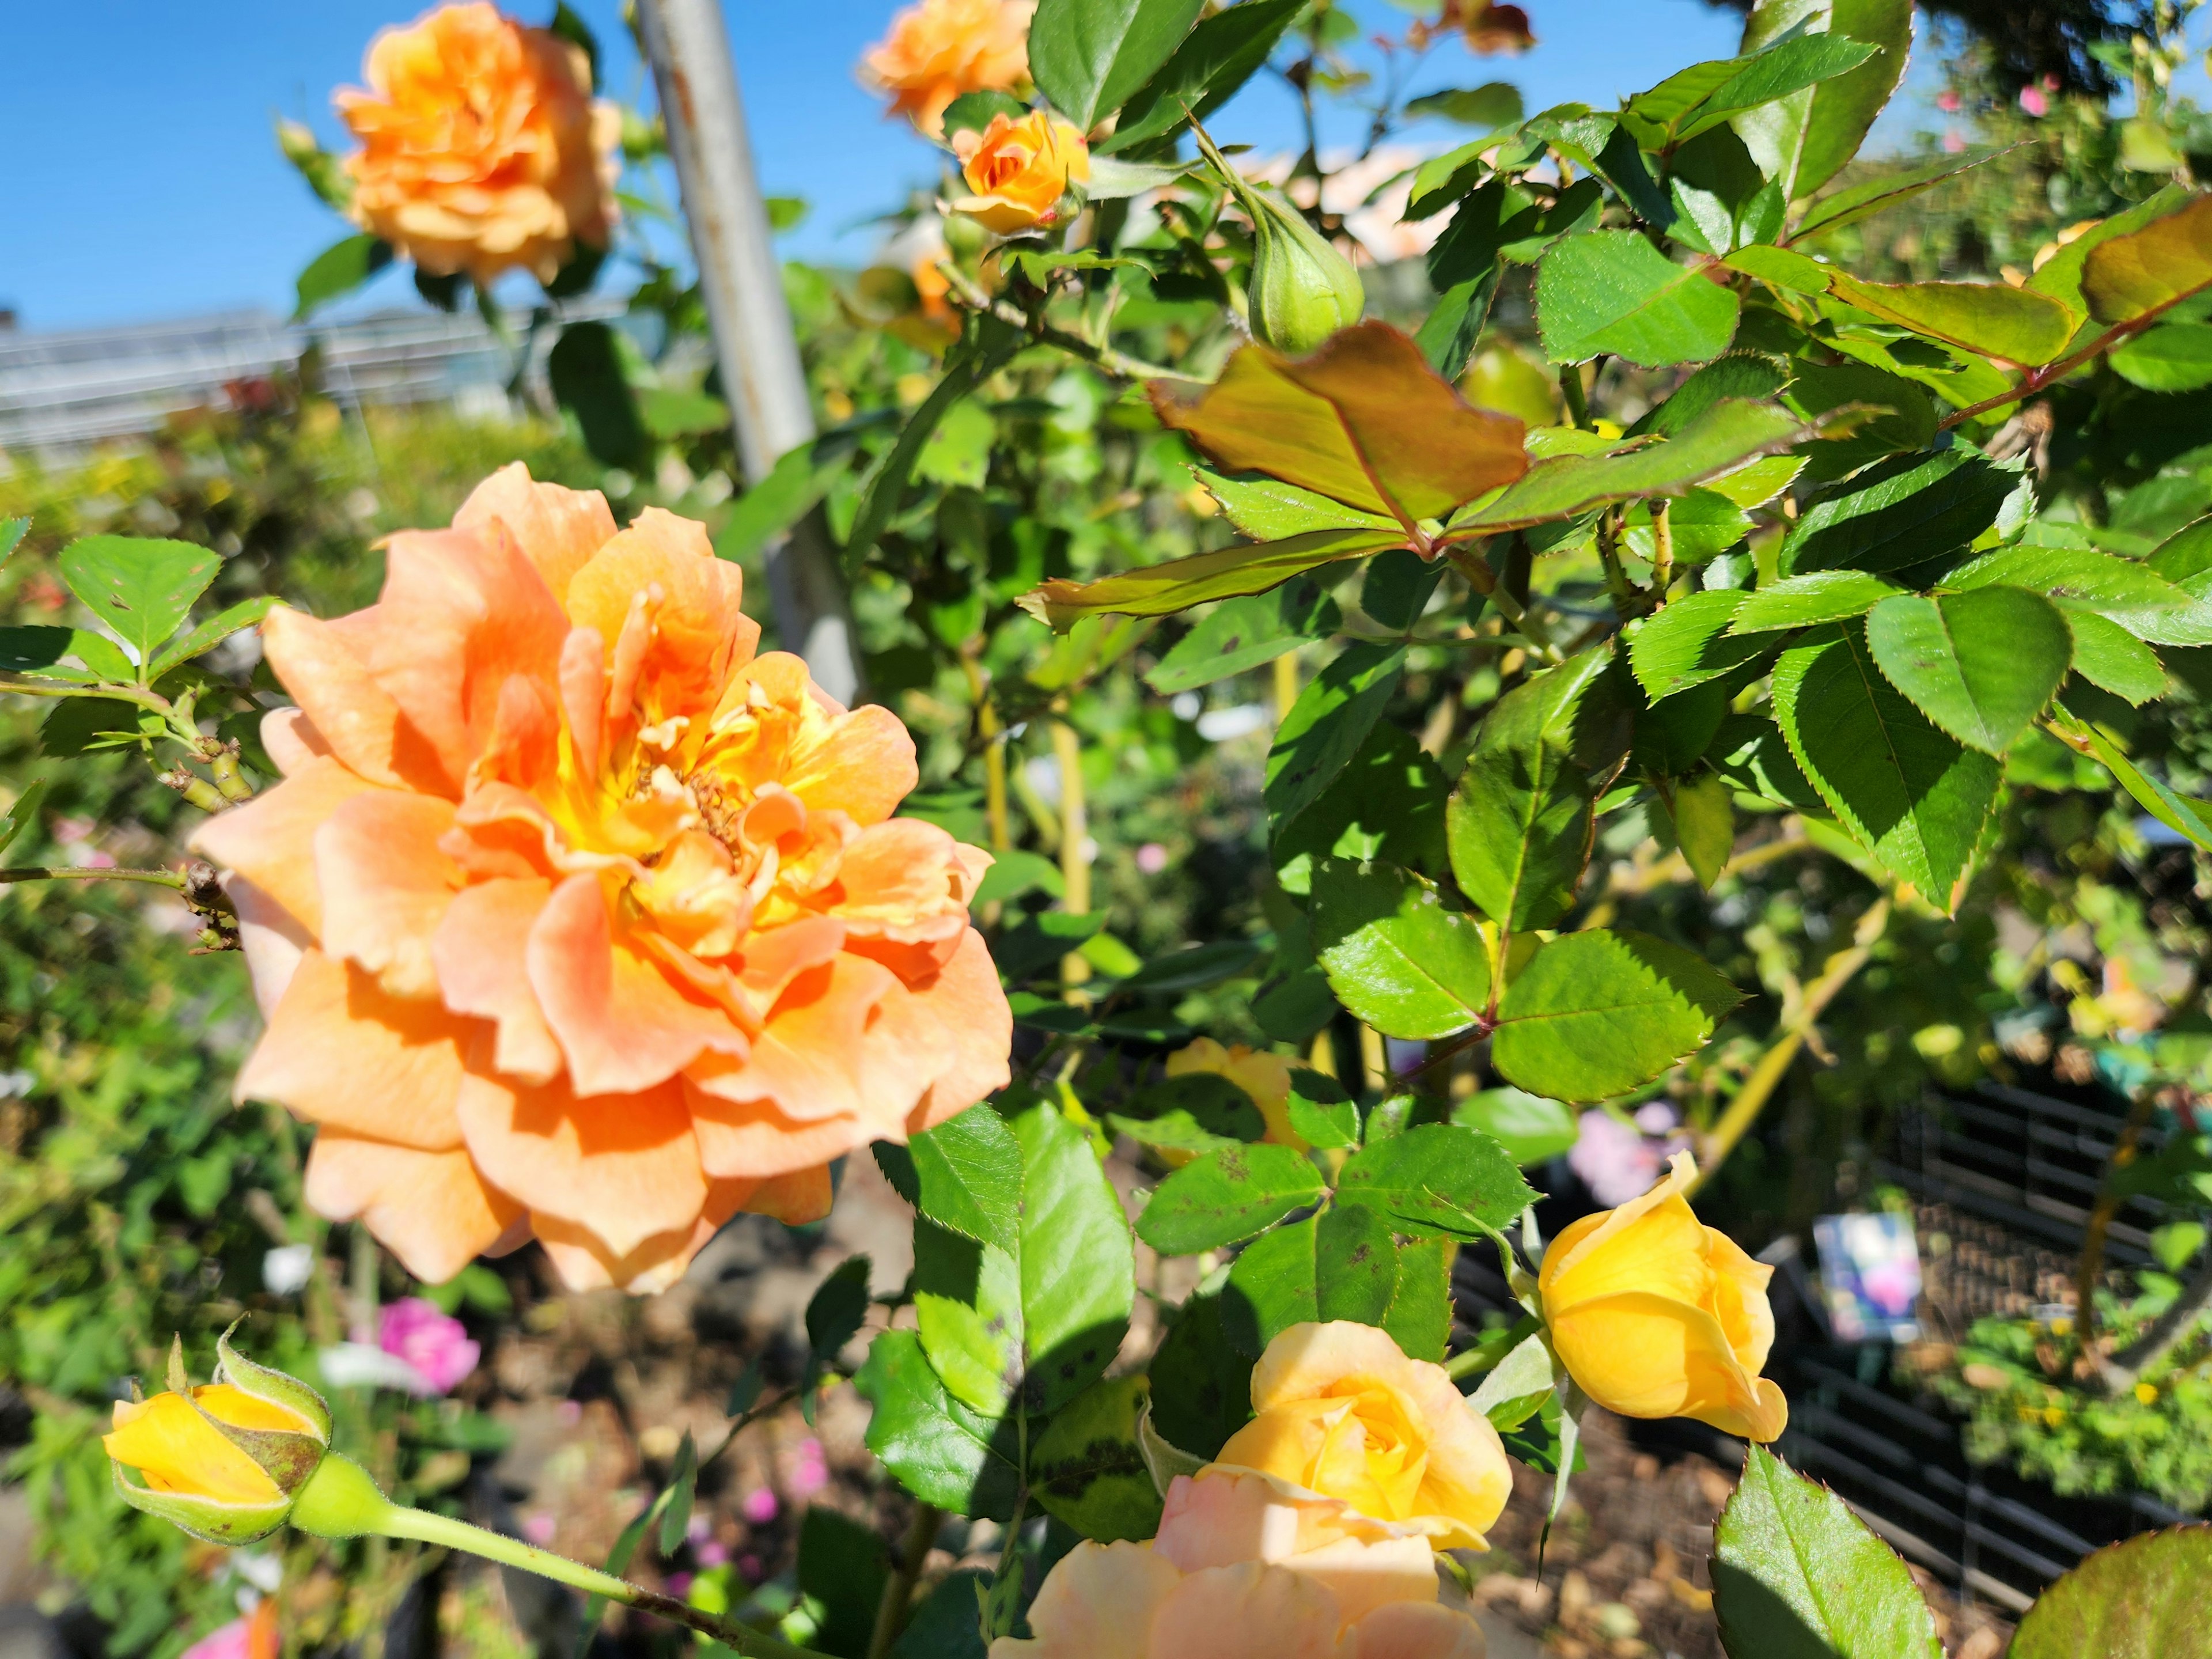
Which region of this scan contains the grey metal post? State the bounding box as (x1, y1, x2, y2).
(634, 0, 861, 706)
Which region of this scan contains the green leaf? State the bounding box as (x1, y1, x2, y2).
(1452, 1088, 1578, 1165)
(1729, 570, 1900, 634)
(971, 849, 1063, 907)
(1778, 448, 2022, 578)
(1713, 1444, 1942, 1659)
(0, 518, 25, 569)
(715, 419, 887, 565)
(1771, 624, 2000, 903)
(943, 90, 1029, 137)
(657, 1430, 698, 1556)
(1381, 1237, 1453, 1362)
(1790, 147, 2010, 244)
(1450, 645, 1613, 929)
(2008, 1524, 2212, 1659)
(725, 1359, 765, 1418)
(1737, 0, 1914, 202)
(914, 1221, 1024, 1415)
(1711, 712, 1824, 809)
(2049, 707, 2212, 851)
(1146, 579, 1338, 695)
(1864, 586, 2071, 755)
(0, 778, 50, 861)
(1100, 0, 1305, 153)
(1672, 771, 1736, 888)
(908, 1105, 1025, 1257)
(1628, 589, 1767, 700)
(2067, 612, 2166, 704)
(1029, 0, 1208, 130)
(1406, 83, 1524, 129)
(1535, 230, 1741, 367)
(55, 536, 222, 670)
(1031, 1376, 1163, 1543)
(1619, 33, 1878, 151)
(1945, 544, 2212, 645)
(1013, 1103, 1134, 1412)
(148, 596, 278, 680)
(41, 699, 142, 757)
(1022, 526, 1404, 629)
(915, 397, 995, 490)
(1311, 859, 1493, 1040)
(1336, 1122, 1536, 1241)
(805, 1254, 874, 1366)
(2109, 323, 2212, 392)
(1223, 1200, 1400, 1357)
(1195, 469, 1401, 542)
(1285, 1069, 1361, 1149)
(1446, 399, 1808, 536)
(855, 1330, 1021, 1520)
(294, 234, 392, 319)
(1824, 272, 2076, 366)
(637, 387, 729, 441)
(1145, 1293, 1251, 1457)
(548, 321, 649, 470)
(1273, 720, 1449, 897)
(2082, 192, 2212, 327)
(798, 1505, 889, 1659)
(1151, 323, 1528, 521)
(1491, 929, 1743, 1103)
(893, 1570, 990, 1659)
(1136, 1143, 1327, 1255)
(2022, 185, 2191, 317)
(1264, 642, 1406, 826)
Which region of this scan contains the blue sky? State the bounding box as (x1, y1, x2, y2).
(0, 0, 1965, 332)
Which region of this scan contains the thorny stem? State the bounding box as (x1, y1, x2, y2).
(865, 1503, 942, 1659)
(1559, 362, 1592, 430)
(934, 260, 1200, 382)
(1935, 315, 2162, 431)
(1593, 505, 1637, 619)
(1649, 500, 1675, 603)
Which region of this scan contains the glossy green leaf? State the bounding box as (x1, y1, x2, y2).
(1137, 1143, 1327, 1255)
(2049, 707, 2212, 851)
(55, 536, 222, 670)
(717, 419, 888, 564)
(2082, 192, 2212, 327)
(1311, 859, 1493, 1040)
(1737, 0, 1914, 202)
(0, 777, 50, 861)
(0, 518, 24, 569)
(805, 1254, 873, 1363)
(2022, 186, 2191, 318)
(856, 1330, 1021, 1520)
(2008, 1524, 2212, 1659)
(942, 90, 1029, 137)
(295, 233, 392, 319)
(1620, 32, 1877, 151)
(2109, 323, 2212, 392)
(1381, 1238, 1454, 1362)
(1097, 0, 1302, 152)
(1778, 448, 2022, 578)
(1406, 83, 1524, 129)
(1729, 570, 1900, 634)
(1274, 720, 1449, 896)
(2067, 612, 2166, 704)
(1336, 1123, 1536, 1240)
(1771, 624, 2001, 903)
(1264, 643, 1406, 826)
(1145, 1294, 1251, 1457)
(1790, 147, 2009, 243)
(1196, 469, 1400, 542)
(1285, 1068, 1361, 1149)
(913, 1221, 1024, 1415)
(548, 321, 649, 469)
(1146, 580, 1338, 696)
(1864, 587, 2071, 754)
(1672, 771, 1736, 888)
(1151, 323, 1528, 521)
(1825, 271, 2075, 365)
(1944, 544, 2212, 645)
(1452, 1088, 1578, 1165)
(1013, 1103, 1134, 1412)
(1536, 231, 1741, 366)
(1628, 589, 1768, 700)
(1713, 1445, 1942, 1659)
(147, 596, 278, 680)
(1022, 527, 1404, 629)
(657, 1430, 698, 1556)
(1446, 399, 1808, 536)
(1028, 0, 1205, 129)
(1031, 1376, 1162, 1543)
(1449, 645, 1613, 929)
(1710, 712, 1824, 809)
(1491, 929, 1743, 1103)
(1223, 1204, 1395, 1356)
(907, 1104, 1025, 1257)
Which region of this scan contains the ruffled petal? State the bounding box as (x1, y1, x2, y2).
(315, 790, 461, 999)
(303, 1132, 522, 1285)
(190, 757, 382, 937)
(433, 876, 564, 1084)
(452, 462, 616, 605)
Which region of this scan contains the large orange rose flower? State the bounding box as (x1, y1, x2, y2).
(194, 467, 1012, 1293)
(860, 0, 1035, 137)
(336, 3, 620, 286)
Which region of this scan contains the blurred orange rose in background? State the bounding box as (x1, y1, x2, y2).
(861, 0, 1035, 137)
(950, 110, 1089, 233)
(194, 466, 1011, 1293)
(337, 2, 619, 285)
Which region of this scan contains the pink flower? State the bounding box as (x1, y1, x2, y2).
(1943, 129, 1967, 154)
(2020, 86, 2048, 118)
(181, 1604, 276, 1659)
(696, 1540, 730, 1568)
(788, 1438, 830, 1498)
(1567, 1110, 1662, 1207)
(741, 1487, 780, 1525)
(1135, 842, 1169, 875)
(378, 1297, 480, 1395)
(522, 1512, 558, 1544)
(1936, 89, 1961, 113)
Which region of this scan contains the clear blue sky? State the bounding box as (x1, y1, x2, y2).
(1, 0, 1904, 333)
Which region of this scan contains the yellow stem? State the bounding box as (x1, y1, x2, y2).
(1272, 652, 1299, 722)
(1052, 719, 1090, 993)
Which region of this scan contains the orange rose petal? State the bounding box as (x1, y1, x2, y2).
(190, 757, 384, 938)
(718, 1164, 835, 1226)
(260, 707, 334, 776)
(1002, 1538, 1180, 1659)
(455, 1069, 706, 1259)
(262, 607, 447, 794)
(433, 876, 564, 1083)
(1150, 1561, 1345, 1659)
(224, 875, 312, 1019)
(315, 789, 462, 999)
(452, 463, 618, 605)
(525, 874, 750, 1096)
(303, 1131, 521, 1286)
(237, 950, 469, 1148)
(690, 953, 894, 1124)
(565, 509, 756, 717)
(687, 1083, 872, 1181)
(897, 928, 1015, 1133)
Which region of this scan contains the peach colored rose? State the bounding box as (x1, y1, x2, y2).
(861, 0, 1034, 137)
(1212, 1322, 1512, 1551)
(1156, 1471, 1439, 1626)
(1537, 1152, 1787, 1442)
(950, 111, 1089, 234)
(990, 1536, 1486, 1659)
(336, 3, 620, 286)
(193, 465, 1011, 1293)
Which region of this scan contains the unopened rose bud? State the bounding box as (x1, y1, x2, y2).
(1244, 185, 1365, 356)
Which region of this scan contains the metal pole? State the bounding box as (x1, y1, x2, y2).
(634, 0, 861, 706)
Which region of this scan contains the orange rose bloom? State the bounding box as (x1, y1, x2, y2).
(193, 466, 1012, 1293)
(950, 111, 1089, 234)
(1464, 3, 1537, 54)
(336, 3, 620, 285)
(861, 0, 1034, 137)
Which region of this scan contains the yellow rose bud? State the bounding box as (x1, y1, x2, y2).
(949, 111, 1089, 235)
(1211, 1320, 1512, 1550)
(1537, 1152, 1787, 1442)
(1154, 1039, 1309, 1169)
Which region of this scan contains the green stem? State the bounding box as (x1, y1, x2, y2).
(865, 1504, 941, 1659)
(934, 260, 1196, 383)
(1560, 362, 1592, 430)
(0, 865, 188, 889)
(1441, 545, 1562, 663)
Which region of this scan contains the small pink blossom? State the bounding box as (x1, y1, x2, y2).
(558, 1399, 583, 1425)
(1568, 1109, 1664, 1207)
(695, 1540, 730, 1569)
(1936, 89, 1961, 113)
(521, 1512, 558, 1546)
(378, 1297, 480, 1395)
(1943, 129, 1967, 154)
(181, 1620, 255, 1659)
(788, 1438, 830, 1498)
(1135, 842, 1169, 875)
(2020, 86, 2049, 118)
(740, 1487, 780, 1525)
(687, 1513, 714, 1544)
(664, 1573, 694, 1597)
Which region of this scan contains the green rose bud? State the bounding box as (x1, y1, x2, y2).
(1243, 183, 1367, 356)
